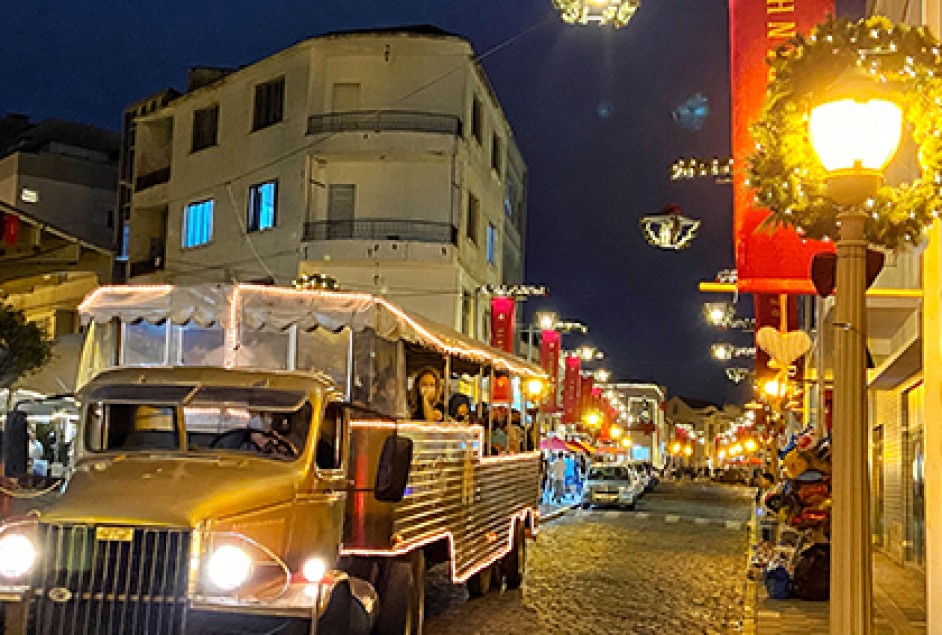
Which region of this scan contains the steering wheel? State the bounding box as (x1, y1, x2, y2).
(209, 428, 299, 458)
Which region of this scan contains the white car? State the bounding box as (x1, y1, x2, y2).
(581, 465, 642, 510)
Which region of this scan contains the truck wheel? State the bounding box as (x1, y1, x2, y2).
(466, 565, 492, 598)
(502, 521, 527, 590)
(375, 559, 412, 635)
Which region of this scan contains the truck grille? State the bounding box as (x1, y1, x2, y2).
(30, 523, 190, 635)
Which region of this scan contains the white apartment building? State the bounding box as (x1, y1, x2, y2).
(122, 25, 527, 335)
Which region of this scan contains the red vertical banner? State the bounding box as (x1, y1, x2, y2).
(540, 330, 561, 413)
(580, 377, 595, 422)
(562, 356, 582, 424)
(489, 296, 516, 353)
(492, 372, 512, 403)
(730, 0, 835, 294)
(3, 214, 20, 246)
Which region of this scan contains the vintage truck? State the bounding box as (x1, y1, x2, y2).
(0, 284, 544, 635)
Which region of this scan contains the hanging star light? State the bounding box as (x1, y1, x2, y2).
(639, 203, 700, 250)
(725, 367, 753, 384)
(553, 0, 641, 28)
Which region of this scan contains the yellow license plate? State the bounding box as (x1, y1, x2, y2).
(96, 526, 134, 542)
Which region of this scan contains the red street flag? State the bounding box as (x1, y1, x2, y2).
(489, 296, 516, 354)
(580, 376, 595, 421)
(562, 356, 582, 424)
(540, 330, 561, 413)
(730, 0, 835, 294)
(2, 214, 20, 247)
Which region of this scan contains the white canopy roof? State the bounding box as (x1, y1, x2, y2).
(79, 284, 546, 378)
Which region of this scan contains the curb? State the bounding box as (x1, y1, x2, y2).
(739, 510, 759, 634)
(539, 503, 578, 523)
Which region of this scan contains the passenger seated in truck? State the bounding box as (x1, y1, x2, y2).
(409, 368, 444, 422)
(447, 393, 472, 423)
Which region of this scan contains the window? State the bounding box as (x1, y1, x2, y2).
(192, 104, 219, 152)
(466, 193, 480, 243)
(486, 222, 498, 266)
(471, 96, 483, 143)
(247, 181, 277, 231)
(253, 77, 285, 131)
(491, 134, 503, 174)
(183, 199, 214, 248)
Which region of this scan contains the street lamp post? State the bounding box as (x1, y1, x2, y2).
(807, 71, 903, 635)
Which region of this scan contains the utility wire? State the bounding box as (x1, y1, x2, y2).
(156, 15, 555, 281)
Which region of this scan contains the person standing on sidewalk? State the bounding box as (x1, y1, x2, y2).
(552, 453, 568, 503)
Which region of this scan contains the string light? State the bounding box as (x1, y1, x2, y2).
(553, 0, 641, 28)
(670, 157, 734, 183)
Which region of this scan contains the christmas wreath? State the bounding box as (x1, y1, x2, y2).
(746, 15, 942, 249)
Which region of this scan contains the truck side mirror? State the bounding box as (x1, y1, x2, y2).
(2, 410, 28, 479)
(373, 434, 412, 502)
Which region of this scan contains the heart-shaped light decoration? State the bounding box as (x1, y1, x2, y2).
(756, 327, 812, 368)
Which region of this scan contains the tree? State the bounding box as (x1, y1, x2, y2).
(0, 305, 53, 396)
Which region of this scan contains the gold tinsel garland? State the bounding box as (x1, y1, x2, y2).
(746, 15, 942, 249)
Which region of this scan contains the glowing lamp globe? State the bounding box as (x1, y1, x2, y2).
(809, 99, 903, 173)
(808, 71, 904, 205)
(744, 439, 758, 452)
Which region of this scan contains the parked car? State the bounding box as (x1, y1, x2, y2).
(582, 465, 641, 510)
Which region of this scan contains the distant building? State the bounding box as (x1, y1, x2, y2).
(666, 396, 742, 469)
(610, 383, 667, 468)
(121, 25, 527, 336)
(0, 113, 118, 399)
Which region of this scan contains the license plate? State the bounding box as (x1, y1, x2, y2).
(96, 526, 134, 542)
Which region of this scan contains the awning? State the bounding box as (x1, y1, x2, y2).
(78, 284, 546, 379)
(540, 437, 572, 452)
(14, 333, 83, 396)
(567, 440, 596, 454)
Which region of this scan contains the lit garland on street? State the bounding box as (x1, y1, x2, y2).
(553, 0, 640, 28)
(639, 203, 700, 250)
(747, 15, 942, 249)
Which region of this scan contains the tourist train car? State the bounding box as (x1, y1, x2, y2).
(0, 284, 544, 635)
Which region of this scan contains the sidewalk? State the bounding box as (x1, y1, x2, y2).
(743, 531, 926, 634)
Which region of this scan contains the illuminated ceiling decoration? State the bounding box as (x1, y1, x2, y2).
(553, 0, 641, 28)
(670, 157, 733, 184)
(725, 367, 753, 384)
(639, 203, 700, 251)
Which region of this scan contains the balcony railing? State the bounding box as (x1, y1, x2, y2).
(135, 166, 171, 191)
(307, 110, 461, 136)
(303, 219, 458, 244)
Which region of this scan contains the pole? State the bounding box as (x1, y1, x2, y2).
(831, 207, 872, 635)
(526, 325, 534, 363)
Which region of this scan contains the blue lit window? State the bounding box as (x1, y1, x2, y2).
(486, 223, 498, 266)
(183, 199, 214, 248)
(248, 181, 277, 232)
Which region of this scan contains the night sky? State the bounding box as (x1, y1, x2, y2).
(1, 0, 758, 404)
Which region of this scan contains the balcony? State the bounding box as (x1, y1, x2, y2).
(303, 219, 457, 244)
(135, 166, 170, 191)
(308, 110, 461, 136)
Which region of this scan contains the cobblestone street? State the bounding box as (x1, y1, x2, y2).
(424, 481, 754, 634)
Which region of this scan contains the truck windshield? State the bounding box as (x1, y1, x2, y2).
(84, 387, 311, 461)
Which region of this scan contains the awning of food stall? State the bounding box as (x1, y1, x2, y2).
(540, 437, 572, 452)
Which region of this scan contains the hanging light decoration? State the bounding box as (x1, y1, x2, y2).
(639, 203, 700, 251)
(725, 367, 753, 384)
(553, 0, 641, 28)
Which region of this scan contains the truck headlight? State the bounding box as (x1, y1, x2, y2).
(302, 557, 327, 583)
(207, 545, 252, 591)
(0, 533, 36, 579)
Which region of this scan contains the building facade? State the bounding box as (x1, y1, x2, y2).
(122, 26, 527, 334)
(0, 114, 118, 401)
